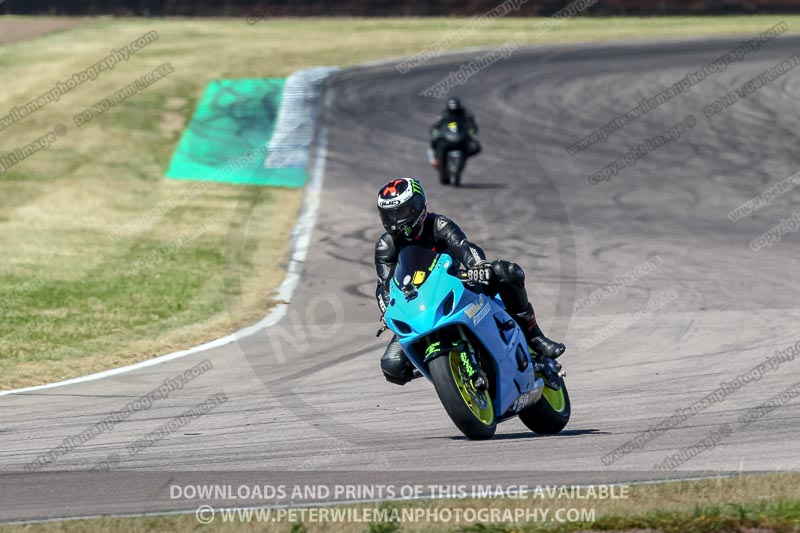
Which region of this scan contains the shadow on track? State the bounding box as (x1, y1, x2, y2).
(452, 183, 507, 190)
(426, 428, 607, 441)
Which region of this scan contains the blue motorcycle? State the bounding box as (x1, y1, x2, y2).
(382, 245, 570, 440)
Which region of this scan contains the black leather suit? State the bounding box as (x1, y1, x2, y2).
(430, 111, 481, 159)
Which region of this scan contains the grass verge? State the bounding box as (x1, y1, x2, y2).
(2, 15, 799, 389)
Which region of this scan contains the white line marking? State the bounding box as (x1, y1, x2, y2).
(0, 80, 334, 397)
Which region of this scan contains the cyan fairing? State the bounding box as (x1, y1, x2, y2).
(384, 249, 544, 419)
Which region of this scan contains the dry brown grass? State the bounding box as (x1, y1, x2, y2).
(0, 18, 304, 388)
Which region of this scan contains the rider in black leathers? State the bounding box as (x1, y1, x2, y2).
(429, 97, 481, 182)
(375, 178, 565, 386)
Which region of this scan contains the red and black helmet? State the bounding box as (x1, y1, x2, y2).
(377, 178, 427, 241)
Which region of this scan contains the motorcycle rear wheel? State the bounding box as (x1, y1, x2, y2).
(519, 376, 571, 435)
(429, 350, 496, 440)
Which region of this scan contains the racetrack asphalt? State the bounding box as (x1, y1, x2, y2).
(2, 35, 800, 522)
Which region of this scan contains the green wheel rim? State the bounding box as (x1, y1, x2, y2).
(448, 350, 494, 425)
(542, 384, 566, 413)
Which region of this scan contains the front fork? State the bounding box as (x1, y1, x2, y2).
(422, 327, 489, 392)
(455, 325, 488, 392)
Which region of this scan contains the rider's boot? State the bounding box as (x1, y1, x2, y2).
(514, 303, 565, 359)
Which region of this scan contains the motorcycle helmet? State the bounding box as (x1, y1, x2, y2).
(377, 178, 427, 241)
(446, 97, 464, 115)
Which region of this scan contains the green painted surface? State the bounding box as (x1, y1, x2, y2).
(166, 78, 306, 187)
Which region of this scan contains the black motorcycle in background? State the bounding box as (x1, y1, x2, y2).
(428, 120, 480, 187)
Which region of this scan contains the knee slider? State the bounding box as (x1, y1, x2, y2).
(380, 355, 405, 376)
(381, 355, 413, 385)
(380, 343, 411, 379)
(382, 370, 410, 386)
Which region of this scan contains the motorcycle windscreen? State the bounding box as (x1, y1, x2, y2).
(393, 245, 439, 290)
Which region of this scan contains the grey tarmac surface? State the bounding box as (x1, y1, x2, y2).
(2, 35, 800, 522)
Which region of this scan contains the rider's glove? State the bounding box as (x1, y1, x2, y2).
(466, 262, 493, 284)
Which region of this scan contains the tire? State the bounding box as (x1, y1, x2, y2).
(454, 156, 464, 187)
(446, 153, 460, 186)
(519, 378, 570, 435)
(439, 165, 450, 185)
(428, 350, 496, 440)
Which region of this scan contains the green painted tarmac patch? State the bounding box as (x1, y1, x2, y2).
(166, 78, 305, 187)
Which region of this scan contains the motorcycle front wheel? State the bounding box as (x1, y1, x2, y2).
(429, 350, 496, 440)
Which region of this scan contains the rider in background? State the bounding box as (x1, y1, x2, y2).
(428, 97, 481, 183)
(375, 178, 565, 386)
